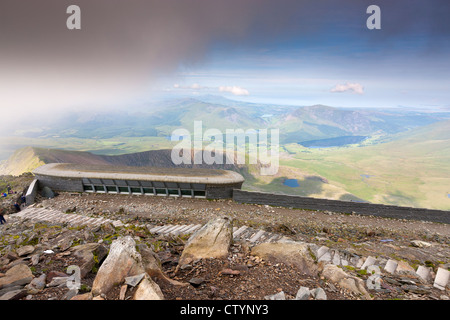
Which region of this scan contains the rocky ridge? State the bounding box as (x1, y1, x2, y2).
(0, 191, 448, 300)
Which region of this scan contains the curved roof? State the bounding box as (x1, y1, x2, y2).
(33, 163, 245, 185)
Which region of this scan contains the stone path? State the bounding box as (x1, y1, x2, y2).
(11, 206, 289, 245)
(13, 206, 115, 229)
(11, 206, 449, 291)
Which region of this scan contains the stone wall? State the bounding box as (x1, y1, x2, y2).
(232, 190, 450, 224)
(35, 175, 84, 193)
(206, 182, 243, 199)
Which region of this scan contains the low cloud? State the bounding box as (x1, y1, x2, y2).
(219, 86, 250, 96)
(173, 83, 250, 96)
(330, 83, 364, 94)
(173, 83, 204, 90)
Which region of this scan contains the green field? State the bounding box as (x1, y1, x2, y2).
(276, 120, 450, 210)
(1, 101, 449, 211)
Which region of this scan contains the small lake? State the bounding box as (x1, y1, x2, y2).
(299, 136, 368, 148)
(283, 179, 300, 187)
(448, 194, 450, 199)
(361, 174, 375, 179)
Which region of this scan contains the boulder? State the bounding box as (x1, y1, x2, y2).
(133, 275, 165, 300)
(71, 243, 108, 278)
(41, 186, 55, 199)
(30, 254, 40, 266)
(320, 263, 371, 299)
(46, 277, 69, 288)
(0, 264, 33, 289)
(16, 245, 35, 257)
(25, 273, 46, 293)
(251, 240, 318, 276)
(0, 289, 27, 300)
(410, 240, 431, 248)
(264, 291, 286, 300)
(396, 260, 416, 275)
(91, 236, 145, 296)
(311, 288, 327, 300)
(46, 271, 68, 283)
(294, 287, 310, 300)
(178, 217, 232, 268)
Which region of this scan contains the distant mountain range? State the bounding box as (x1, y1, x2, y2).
(13, 96, 449, 145)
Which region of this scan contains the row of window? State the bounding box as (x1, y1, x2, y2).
(82, 184, 206, 198)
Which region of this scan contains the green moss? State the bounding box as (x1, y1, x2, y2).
(308, 247, 317, 261)
(80, 284, 91, 293)
(151, 240, 164, 252)
(71, 239, 82, 247)
(343, 265, 355, 271)
(357, 269, 367, 275)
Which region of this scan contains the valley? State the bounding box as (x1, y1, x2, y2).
(1, 96, 449, 211)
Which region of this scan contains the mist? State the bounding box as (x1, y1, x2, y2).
(1, 0, 449, 136)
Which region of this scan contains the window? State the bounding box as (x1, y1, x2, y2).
(181, 189, 192, 197)
(130, 187, 142, 194)
(155, 188, 167, 195)
(83, 185, 93, 192)
(106, 186, 118, 193)
(118, 186, 129, 193)
(94, 185, 105, 192)
(143, 188, 154, 195)
(168, 189, 179, 196)
(193, 190, 206, 197)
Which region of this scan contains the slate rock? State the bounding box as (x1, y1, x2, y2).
(133, 275, 165, 300)
(311, 288, 327, 300)
(264, 291, 286, 300)
(16, 245, 35, 257)
(295, 287, 310, 300)
(91, 236, 145, 296)
(0, 264, 33, 289)
(0, 289, 27, 300)
(125, 273, 146, 287)
(189, 277, 205, 287)
(178, 217, 232, 268)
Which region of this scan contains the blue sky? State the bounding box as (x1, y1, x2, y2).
(151, 1, 450, 110)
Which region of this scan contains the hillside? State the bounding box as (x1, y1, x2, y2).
(6, 97, 447, 146)
(281, 120, 450, 210)
(0, 147, 248, 175)
(0, 188, 448, 302)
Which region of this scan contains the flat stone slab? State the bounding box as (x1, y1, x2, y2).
(361, 256, 377, 270)
(384, 259, 398, 274)
(125, 273, 146, 287)
(434, 268, 449, 290)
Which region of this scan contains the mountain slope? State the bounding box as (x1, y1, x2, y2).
(0, 146, 247, 176)
(282, 120, 450, 210)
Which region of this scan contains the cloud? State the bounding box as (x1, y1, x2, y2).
(330, 83, 364, 94)
(173, 83, 204, 90)
(173, 83, 249, 96)
(219, 86, 250, 96)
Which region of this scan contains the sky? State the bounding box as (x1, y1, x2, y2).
(1, 0, 449, 136)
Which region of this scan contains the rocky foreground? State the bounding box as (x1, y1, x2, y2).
(0, 191, 449, 301)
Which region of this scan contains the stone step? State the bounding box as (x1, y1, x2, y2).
(172, 224, 195, 235)
(155, 225, 175, 234)
(233, 226, 248, 239)
(249, 230, 266, 243)
(13, 208, 448, 289)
